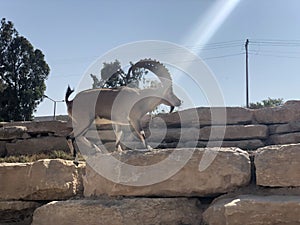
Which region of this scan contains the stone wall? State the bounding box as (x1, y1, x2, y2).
(1, 100, 300, 157)
(1, 101, 300, 224)
(0, 121, 71, 157)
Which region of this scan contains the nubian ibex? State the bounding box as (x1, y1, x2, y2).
(65, 59, 182, 164)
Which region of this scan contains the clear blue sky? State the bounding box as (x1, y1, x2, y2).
(1, 0, 300, 116)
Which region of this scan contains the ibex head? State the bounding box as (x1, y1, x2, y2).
(161, 86, 182, 113)
(128, 59, 182, 113)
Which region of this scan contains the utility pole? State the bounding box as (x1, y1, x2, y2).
(245, 39, 249, 108)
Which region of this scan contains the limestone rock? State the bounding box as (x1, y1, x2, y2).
(199, 125, 268, 141)
(180, 139, 264, 150)
(6, 136, 70, 156)
(32, 198, 203, 225)
(0, 122, 8, 128)
(148, 107, 253, 128)
(0, 126, 27, 140)
(268, 132, 300, 145)
(268, 121, 300, 134)
(89, 125, 267, 147)
(0, 159, 85, 200)
(255, 144, 300, 187)
(0, 201, 42, 225)
(149, 128, 197, 142)
(254, 100, 300, 124)
(203, 195, 300, 225)
(10, 120, 71, 136)
(83, 148, 251, 197)
(85, 129, 117, 142)
(0, 141, 6, 157)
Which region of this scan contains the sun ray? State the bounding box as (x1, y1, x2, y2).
(184, 0, 242, 54)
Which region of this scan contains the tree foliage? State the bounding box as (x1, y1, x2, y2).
(90, 60, 145, 89)
(249, 97, 284, 109)
(0, 18, 50, 121)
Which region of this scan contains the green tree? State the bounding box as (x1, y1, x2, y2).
(0, 78, 5, 92)
(90, 60, 145, 88)
(0, 18, 50, 121)
(249, 97, 284, 109)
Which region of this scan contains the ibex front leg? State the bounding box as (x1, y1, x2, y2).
(114, 124, 124, 152)
(130, 119, 152, 151)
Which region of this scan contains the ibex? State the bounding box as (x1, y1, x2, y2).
(65, 59, 182, 164)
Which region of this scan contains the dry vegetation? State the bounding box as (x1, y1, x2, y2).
(0, 150, 78, 163)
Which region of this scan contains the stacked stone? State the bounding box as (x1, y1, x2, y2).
(0, 120, 71, 157)
(0, 101, 300, 224)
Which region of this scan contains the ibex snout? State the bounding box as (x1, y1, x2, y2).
(162, 88, 182, 113)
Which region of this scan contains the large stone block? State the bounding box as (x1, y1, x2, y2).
(85, 129, 117, 142)
(254, 100, 300, 124)
(11, 120, 71, 136)
(268, 132, 300, 145)
(6, 136, 70, 156)
(0, 141, 6, 157)
(255, 144, 300, 187)
(140, 125, 268, 143)
(0, 159, 85, 200)
(83, 148, 251, 197)
(0, 201, 42, 225)
(203, 195, 300, 225)
(88, 125, 267, 148)
(180, 139, 265, 150)
(0, 126, 27, 140)
(32, 198, 203, 225)
(148, 107, 253, 128)
(199, 125, 268, 141)
(0, 122, 8, 128)
(268, 121, 300, 134)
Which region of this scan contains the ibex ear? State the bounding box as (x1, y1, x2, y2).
(169, 106, 174, 113)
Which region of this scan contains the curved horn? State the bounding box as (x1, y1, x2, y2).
(126, 59, 173, 88)
(127, 59, 181, 110)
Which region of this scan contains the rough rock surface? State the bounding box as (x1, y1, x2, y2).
(254, 100, 300, 124)
(268, 132, 300, 145)
(183, 139, 265, 150)
(0, 141, 6, 157)
(148, 107, 253, 128)
(0, 126, 27, 140)
(9, 120, 71, 136)
(268, 121, 300, 134)
(255, 144, 300, 187)
(0, 159, 85, 200)
(199, 125, 268, 141)
(83, 148, 251, 197)
(203, 195, 300, 225)
(6, 136, 70, 155)
(0, 201, 42, 225)
(32, 198, 203, 225)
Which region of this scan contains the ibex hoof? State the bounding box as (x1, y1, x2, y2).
(147, 145, 153, 151)
(117, 145, 124, 152)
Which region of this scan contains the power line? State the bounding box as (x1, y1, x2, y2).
(202, 52, 244, 60)
(249, 52, 300, 59)
(250, 39, 300, 47)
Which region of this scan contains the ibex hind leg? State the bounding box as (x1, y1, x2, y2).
(66, 134, 79, 166)
(70, 118, 98, 165)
